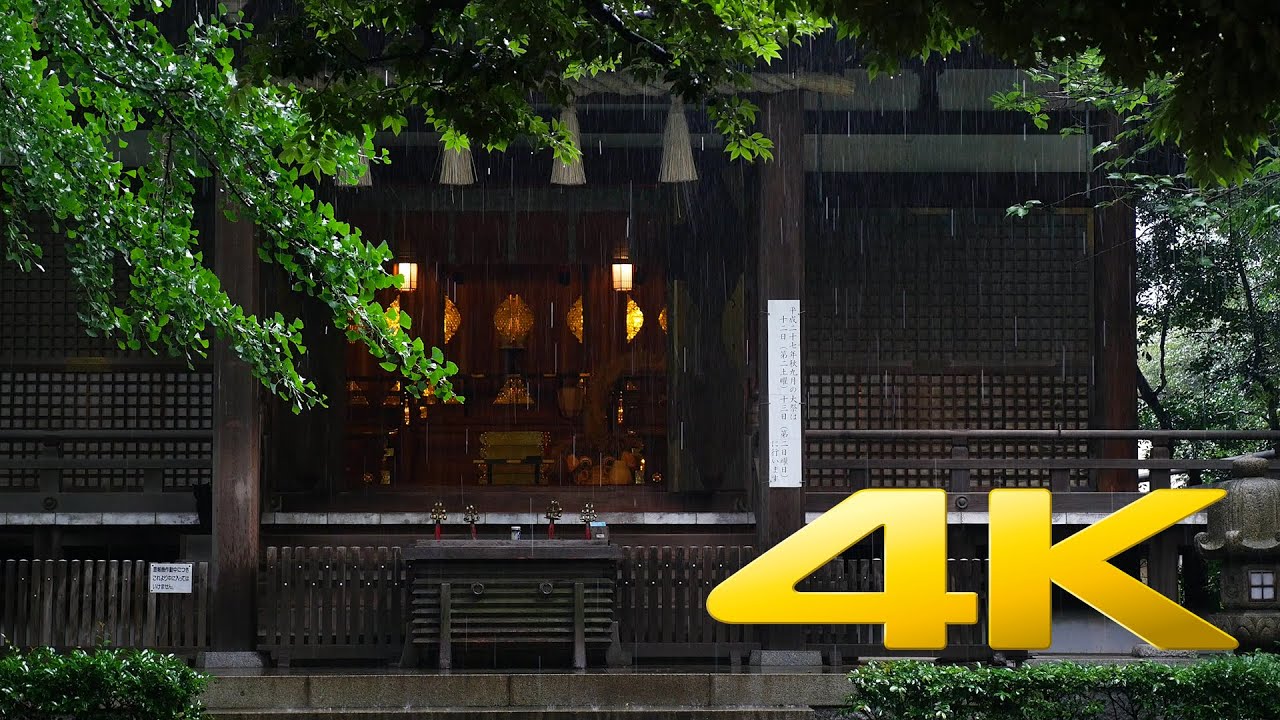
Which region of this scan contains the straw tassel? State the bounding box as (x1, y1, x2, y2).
(659, 96, 697, 183)
(551, 104, 586, 186)
(439, 143, 476, 186)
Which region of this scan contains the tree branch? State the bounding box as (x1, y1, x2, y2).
(582, 0, 673, 65)
(1137, 367, 1175, 431)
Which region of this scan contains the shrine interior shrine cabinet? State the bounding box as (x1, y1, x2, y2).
(401, 540, 623, 669)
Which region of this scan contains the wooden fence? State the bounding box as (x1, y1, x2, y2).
(616, 545, 761, 663)
(0, 549, 988, 664)
(616, 548, 990, 664)
(252, 545, 991, 666)
(0, 559, 210, 655)
(257, 546, 406, 666)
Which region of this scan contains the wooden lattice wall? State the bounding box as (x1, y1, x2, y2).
(804, 209, 1093, 488)
(0, 233, 213, 491)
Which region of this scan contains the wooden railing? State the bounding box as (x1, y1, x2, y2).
(257, 546, 407, 667)
(0, 559, 211, 655)
(616, 545, 760, 664)
(251, 545, 990, 666)
(805, 429, 1280, 492)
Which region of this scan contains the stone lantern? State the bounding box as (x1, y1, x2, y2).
(1195, 457, 1280, 650)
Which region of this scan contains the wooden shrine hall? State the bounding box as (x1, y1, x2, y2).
(3, 41, 1271, 665)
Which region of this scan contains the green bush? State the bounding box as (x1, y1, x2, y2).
(0, 647, 207, 719)
(845, 653, 1280, 720)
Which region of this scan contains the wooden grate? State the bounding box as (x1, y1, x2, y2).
(804, 209, 1093, 489)
(806, 209, 1091, 369)
(0, 228, 131, 359)
(0, 370, 213, 491)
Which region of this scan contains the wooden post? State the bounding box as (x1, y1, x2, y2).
(1093, 112, 1139, 492)
(438, 582, 452, 670)
(1147, 438, 1172, 490)
(1145, 438, 1177, 600)
(573, 581, 587, 669)
(755, 90, 806, 653)
(1147, 530, 1180, 601)
(211, 190, 262, 652)
(948, 440, 970, 493)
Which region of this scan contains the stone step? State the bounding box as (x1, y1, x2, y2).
(208, 707, 815, 720)
(202, 671, 851, 712)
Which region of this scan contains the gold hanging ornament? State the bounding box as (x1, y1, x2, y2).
(493, 293, 534, 347)
(567, 296, 584, 343)
(658, 306, 668, 334)
(444, 296, 461, 344)
(625, 295, 644, 342)
(494, 376, 534, 405)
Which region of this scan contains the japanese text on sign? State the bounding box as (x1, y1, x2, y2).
(149, 563, 192, 594)
(767, 299, 802, 488)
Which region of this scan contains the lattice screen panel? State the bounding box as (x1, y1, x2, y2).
(803, 208, 1093, 489)
(0, 370, 213, 491)
(0, 441, 39, 490)
(806, 209, 1091, 369)
(0, 229, 130, 360)
(805, 372, 1089, 488)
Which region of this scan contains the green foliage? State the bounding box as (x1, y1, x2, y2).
(8, 0, 1280, 414)
(994, 46, 1280, 446)
(252, 0, 830, 164)
(845, 654, 1280, 720)
(0, 647, 207, 720)
(821, 1, 1280, 186)
(1130, 182, 1280, 454)
(0, 0, 467, 411)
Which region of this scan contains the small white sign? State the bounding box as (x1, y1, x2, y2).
(149, 563, 193, 594)
(767, 299, 803, 488)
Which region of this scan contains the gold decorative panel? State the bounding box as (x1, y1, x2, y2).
(625, 295, 644, 342)
(567, 297, 584, 343)
(444, 296, 461, 344)
(494, 294, 534, 347)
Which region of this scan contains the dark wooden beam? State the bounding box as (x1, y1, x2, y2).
(1093, 113, 1139, 492)
(756, 91, 806, 652)
(211, 186, 262, 651)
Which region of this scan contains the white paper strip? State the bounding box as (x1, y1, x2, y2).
(767, 299, 802, 488)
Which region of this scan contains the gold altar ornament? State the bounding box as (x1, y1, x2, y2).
(625, 295, 644, 342)
(493, 293, 534, 347)
(493, 376, 534, 405)
(567, 296, 584, 343)
(545, 500, 563, 522)
(444, 296, 461, 344)
(430, 501, 447, 523)
(659, 306, 668, 334)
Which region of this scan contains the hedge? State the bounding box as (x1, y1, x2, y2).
(846, 653, 1280, 720)
(0, 647, 207, 720)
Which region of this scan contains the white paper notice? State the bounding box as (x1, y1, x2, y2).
(767, 299, 802, 488)
(149, 563, 193, 594)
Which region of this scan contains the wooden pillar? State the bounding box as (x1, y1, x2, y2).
(1093, 112, 1138, 492)
(211, 191, 261, 652)
(756, 91, 806, 651)
(1147, 529, 1180, 601)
